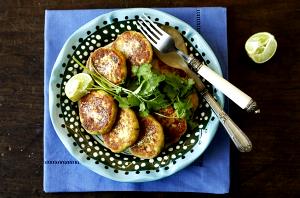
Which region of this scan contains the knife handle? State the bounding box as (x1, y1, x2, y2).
(202, 90, 252, 152)
(188, 56, 260, 113)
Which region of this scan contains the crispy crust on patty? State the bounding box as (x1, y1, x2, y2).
(102, 108, 139, 153)
(87, 47, 127, 84)
(187, 92, 199, 111)
(155, 106, 187, 145)
(113, 31, 153, 66)
(79, 90, 118, 135)
(152, 58, 187, 78)
(130, 115, 164, 159)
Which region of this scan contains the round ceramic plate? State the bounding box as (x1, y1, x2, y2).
(49, 8, 224, 182)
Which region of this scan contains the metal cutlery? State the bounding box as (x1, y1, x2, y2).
(137, 14, 253, 152)
(137, 14, 260, 114)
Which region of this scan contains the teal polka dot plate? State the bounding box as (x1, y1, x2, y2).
(49, 8, 224, 182)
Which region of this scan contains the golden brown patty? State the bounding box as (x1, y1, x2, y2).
(130, 115, 164, 159)
(152, 58, 187, 78)
(113, 31, 153, 66)
(155, 106, 187, 145)
(102, 108, 139, 153)
(79, 90, 118, 135)
(187, 92, 199, 111)
(87, 47, 127, 84)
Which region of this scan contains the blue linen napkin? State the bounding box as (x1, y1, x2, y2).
(44, 7, 229, 193)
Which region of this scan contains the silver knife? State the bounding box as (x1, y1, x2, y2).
(181, 66, 252, 152)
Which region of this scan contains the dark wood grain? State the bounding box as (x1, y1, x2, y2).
(0, 0, 299, 197)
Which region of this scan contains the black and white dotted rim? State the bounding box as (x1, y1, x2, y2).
(49, 8, 224, 182)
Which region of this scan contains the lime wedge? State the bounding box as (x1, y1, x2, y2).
(65, 73, 94, 102)
(245, 32, 277, 64)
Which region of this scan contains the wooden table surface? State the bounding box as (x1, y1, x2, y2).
(0, 0, 299, 197)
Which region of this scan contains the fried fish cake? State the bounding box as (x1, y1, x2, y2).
(102, 108, 139, 153)
(155, 106, 187, 145)
(152, 58, 187, 78)
(79, 90, 118, 135)
(187, 92, 199, 111)
(113, 31, 153, 66)
(87, 47, 127, 84)
(130, 115, 164, 159)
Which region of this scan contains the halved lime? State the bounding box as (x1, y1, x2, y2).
(65, 73, 94, 102)
(245, 32, 277, 64)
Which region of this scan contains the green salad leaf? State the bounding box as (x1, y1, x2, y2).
(73, 57, 196, 119)
(174, 97, 193, 118)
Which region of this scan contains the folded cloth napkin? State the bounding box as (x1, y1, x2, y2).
(44, 7, 229, 193)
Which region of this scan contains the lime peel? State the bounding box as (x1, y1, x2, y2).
(65, 73, 94, 102)
(245, 32, 277, 64)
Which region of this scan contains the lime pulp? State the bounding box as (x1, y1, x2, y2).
(65, 73, 94, 102)
(245, 32, 277, 64)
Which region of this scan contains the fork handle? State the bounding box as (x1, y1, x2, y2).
(202, 90, 252, 152)
(188, 56, 260, 113)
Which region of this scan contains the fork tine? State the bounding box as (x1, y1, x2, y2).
(139, 17, 161, 40)
(143, 14, 164, 35)
(136, 20, 158, 46)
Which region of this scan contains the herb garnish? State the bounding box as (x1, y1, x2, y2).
(73, 56, 196, 120)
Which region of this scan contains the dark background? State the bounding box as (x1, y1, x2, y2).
(0, 0, 299, 197)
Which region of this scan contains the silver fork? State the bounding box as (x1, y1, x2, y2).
(137, 14, 259, 114)
(137, 14, 253, 152)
